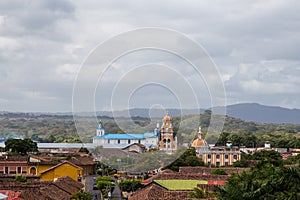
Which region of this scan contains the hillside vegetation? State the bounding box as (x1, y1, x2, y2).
(0, 112, 299, 147)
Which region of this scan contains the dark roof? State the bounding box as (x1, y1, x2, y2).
(122, 143, 146, 149)
(0, 156, 28, 161)
(19, 176, 83, 200)
(53, 176, 83, 194)
(68, 155, 95, 166)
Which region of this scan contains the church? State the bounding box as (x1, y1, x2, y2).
(93, 113, 177, 151)
(191, 127, 241, 167)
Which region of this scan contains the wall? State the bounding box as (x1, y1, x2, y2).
(179, 167, 250, 175)
(27, 164, 56, 175)
(41, 163, 82, 181)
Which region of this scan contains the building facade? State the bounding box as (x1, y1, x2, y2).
(158, 113, 177, 152)
(93, 121, 159, 149)
(93, 113, 177, 151)
(191, 127, 241, 167)
(40, 161, 82, 181)
(0, 156, 28, 175)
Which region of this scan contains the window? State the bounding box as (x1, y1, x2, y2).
(29, 167, 37, 175)
(108, 139, 110, 144)
(216, 162, 220, 167)
(225, 162, 228, 166)
(118, 140, 120, 144)
(234, 155, 238, 159)
(17, 167, 22, 174)
(225, 154, 228, 159)
(138, 140, 141, 144)
(4, 167, 9, 174)
(128, 139, 131, 144)
(216, 154, 220, 159)
(207, 154, 211, 159)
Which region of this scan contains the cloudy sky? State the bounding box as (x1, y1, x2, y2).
(0, 0, 300, 112)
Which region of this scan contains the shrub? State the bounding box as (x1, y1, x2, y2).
(15, 175, 27, 183)
(211, 168, 227, 175)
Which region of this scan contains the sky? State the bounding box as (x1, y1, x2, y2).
(0, 0, 300, 112)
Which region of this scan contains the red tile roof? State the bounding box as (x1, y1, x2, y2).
(207, 180, 227, 185)
(0, 190, 23, 200)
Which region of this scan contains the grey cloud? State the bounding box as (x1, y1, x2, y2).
(1, 0, 300, 111)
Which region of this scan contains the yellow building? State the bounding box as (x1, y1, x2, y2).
(27, 155, 95, 178)
(191, 127, 241, 167)
(27, 156, 59, 175)
(40, 161, 82, 181)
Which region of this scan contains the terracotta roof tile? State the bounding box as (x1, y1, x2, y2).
(68, 156, 95, 166)
(0, 190, 23, 200)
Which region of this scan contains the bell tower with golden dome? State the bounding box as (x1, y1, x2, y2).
(158, 112, 177, 151)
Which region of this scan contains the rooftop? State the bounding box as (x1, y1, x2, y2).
(154, 180, 207, 190)
(93, 132, 157, 140)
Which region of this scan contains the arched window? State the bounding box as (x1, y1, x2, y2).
(29, 167, 37, 175)
(167, 139, 171, 148)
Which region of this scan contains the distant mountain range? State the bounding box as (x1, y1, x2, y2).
(1, 103, 300, 124)
(96, 103, 300, 124)
(213, 103, 300, 124)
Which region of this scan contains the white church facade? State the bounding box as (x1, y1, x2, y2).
(93, 113, 177, 151)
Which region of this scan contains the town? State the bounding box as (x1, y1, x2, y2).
(0, 113, 299, 200)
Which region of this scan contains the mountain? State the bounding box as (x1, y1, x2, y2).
(98, 103, 300, 124)
(2, 103, 300, 124)
(213, 103, 300, 124)
(96, 108, 205, 119)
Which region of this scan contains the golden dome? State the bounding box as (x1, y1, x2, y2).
(191, 138, 207, 147)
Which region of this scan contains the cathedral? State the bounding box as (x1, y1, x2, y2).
(191, 127, 241, 167)
(93, 113, 177, 151)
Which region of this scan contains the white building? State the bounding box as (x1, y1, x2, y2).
(93, 121, 159, 149)
(93, 113, 177, 151)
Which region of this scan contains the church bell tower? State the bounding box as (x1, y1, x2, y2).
(158, 112, 177, 151)
(96, 120, 105, 136)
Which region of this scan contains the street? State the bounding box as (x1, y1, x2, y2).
(85, 176, 100, 200)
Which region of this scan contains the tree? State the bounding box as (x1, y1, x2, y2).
(163, 147, 204, 171)
(242, 134, 258, 148)
(79, 147, 89, 154)
(284, 153, 300, 165)
(95, 176, 115, 198)
(250, 150, 283, 167)
(233, 157, 249, 168)
(70, 191, 92, 200)
(215, 132, 230, 146)
(228, 134, 242, 147)
(5, 138, 38, 155)
(46, 135, 55, 143)
(211, 168, 227, 175)
(216, 163, 300, 199)
(119, 179, 143, 192)
(188, 187, 208, 199)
